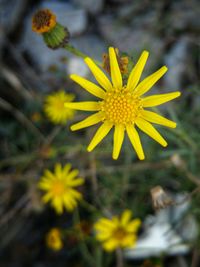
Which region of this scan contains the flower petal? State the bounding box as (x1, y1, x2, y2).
(127, 50, 149, 91)
(103, 239, 118, 252)
(109, 47, 122, 89)
(142, 92, 181, 107)
(84, 58, 112, 91)
(112, 124, 125, 160)
(65, 101, 100, 111)
(71, 112, 103, 131)
(121, 210, 132, 226)
(70, 74, 106, 99)
(135, 66, 168, 96)
(127, 219, 141, 232)
(87, 122, 113, 152)
(126, 125, 145, 160)
(135, 117, 167, 147)
(140, 110, 176, 128)
(67, 178, 84, 187)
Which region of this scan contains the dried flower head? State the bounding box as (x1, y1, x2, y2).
(150, 186, 174, 210)
(32, 9, 70, 49)
(65, 47, 181, 160)
(46, 228, 63, 251)
(94, 210, 141, 252)
(32, 9, 56, 34)
(103, 48, 129, 75)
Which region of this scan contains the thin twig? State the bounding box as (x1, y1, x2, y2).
(0, 96, 45, 141)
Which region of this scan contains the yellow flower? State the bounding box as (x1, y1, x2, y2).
(94, 210, 141, 252)
(46, 228, 63, 251)
(65, 47, 181, 160)
(44, 90, 75, 125)
(32, 9, 57, 34)
(38, 163, 84, 214)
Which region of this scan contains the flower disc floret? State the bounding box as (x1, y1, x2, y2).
(101, 88, 142, 125)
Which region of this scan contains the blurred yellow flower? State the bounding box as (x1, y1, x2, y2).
(94, 210, 141, 252)
(46, 228, 63, 251)
(38, 163, 84, 214)
(65, 47, 181, 160)
(44, 90, 75, 125)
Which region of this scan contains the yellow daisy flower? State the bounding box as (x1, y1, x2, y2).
(38, 163, 84, 214)
(44, 90, 75, 125)
(94, 210, 141, 252)
(65, 47, 181, 160)
(46, 228, 63, 251)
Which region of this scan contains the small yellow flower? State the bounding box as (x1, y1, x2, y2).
(94, 210, 141, 252)
(38, 163, 84, 214)
(46, 228, 63, 251)
(65, 47, 181, 160)
(44, 90, 75, 125)
(32, 9, 57, 34)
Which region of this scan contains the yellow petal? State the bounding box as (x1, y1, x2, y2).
(70, 74, 106, 99)
(112, 124, 125, 160)
(126, 125, 145, 160)
(71, 112, 103, 131)
(135, 66, 168, 96)
(109, 47, 122, 89)
(67, 169, 79, 180)
(103, 239, 118, 252)
(142, 92, 181, 107)
(84, 57, 112, 91)
(87, 122, 113, 152)
(55, 163, 62, 176)
(127, 219, 141, 232)
(121, 210, 132, 226)
(135, 117, 167, 147)
(68, 178, 84, 187)
(127, 50, 149, 91)
(52, 197, 63, 214)
(140, 110, 176, 128)
(65, 101, 100, 111)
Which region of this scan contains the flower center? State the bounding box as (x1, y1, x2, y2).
(52, 181, 65, 196)
(32, 9, 56, 33)
(113, 227, 126, 241)
(100, 88, 142, 125)
(54, 99, 65, 111)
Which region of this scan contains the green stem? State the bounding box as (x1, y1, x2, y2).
(64, 44, 102, 66)
(73, 208, 95, 267)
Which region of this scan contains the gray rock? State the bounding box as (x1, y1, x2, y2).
(72, 0, 104, 15)
(98, 15, 164, 69)
(0, 0, 27, 34)
(169, 0, 200, 31)
(164, 36, 194, 91)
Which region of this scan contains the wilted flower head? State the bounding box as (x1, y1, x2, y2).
(102, 48, 129, 75)
(94, 210, 141, 252)
(150, 186, 174, 210)
(46, 228, 63, 251)
(44, 90, 75, 125)
(38, 163, 84, 214)
(32, 9, 70, 49)
(65, 47, 181, 160)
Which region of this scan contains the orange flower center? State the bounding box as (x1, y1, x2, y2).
(51, 181, 66, 196)
(100, 88, 142, 125)
(32, 9, 56, 33)
(113, 227, 127, 241)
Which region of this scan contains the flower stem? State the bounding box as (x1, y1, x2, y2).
(116, 248, 124, 267)
(64, 44, 102, 66)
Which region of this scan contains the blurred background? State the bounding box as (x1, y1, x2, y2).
(0, 0, 199, 266)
